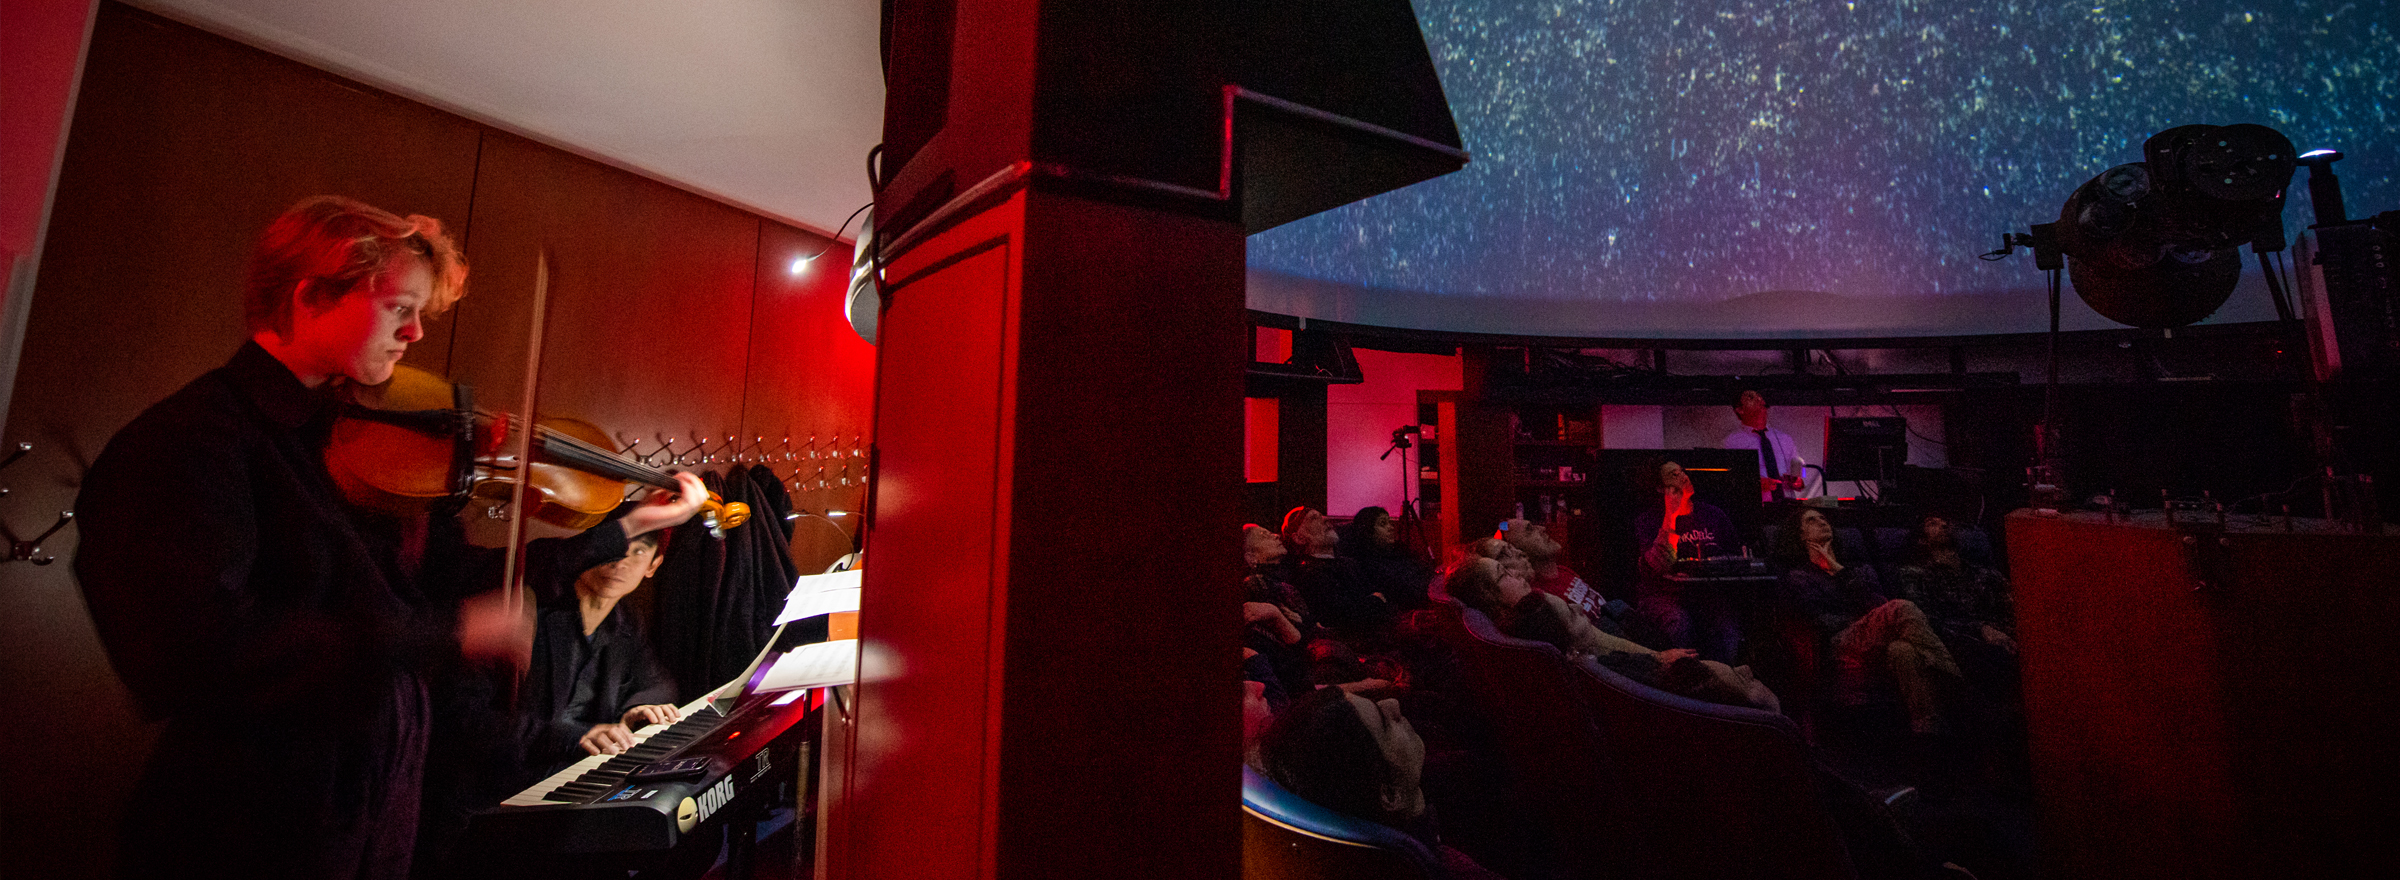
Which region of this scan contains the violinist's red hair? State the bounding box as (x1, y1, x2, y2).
(244, 195, 467, 337)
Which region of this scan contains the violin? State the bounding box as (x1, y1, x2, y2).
(324, 364, 750, 535)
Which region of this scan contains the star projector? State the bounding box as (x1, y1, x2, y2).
(2050, 123, 2297, 328)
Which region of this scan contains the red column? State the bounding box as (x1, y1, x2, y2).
(832, 0, 1463, 872)
(832, 180, 1245, 880)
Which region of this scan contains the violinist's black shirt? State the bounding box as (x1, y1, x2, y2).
(76, 341, 447, 880)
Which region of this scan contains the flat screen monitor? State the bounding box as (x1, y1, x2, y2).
(1823, 417, 1908, 483)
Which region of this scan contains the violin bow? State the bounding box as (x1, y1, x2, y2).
(497, 249, 553, 619)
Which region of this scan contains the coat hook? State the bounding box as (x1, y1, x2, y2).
(0, 441, 31, 473)
(6, 510, 75, 565)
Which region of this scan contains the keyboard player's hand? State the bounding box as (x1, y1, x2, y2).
(621, 703, 684, 730)
(579, 722, 637, 756)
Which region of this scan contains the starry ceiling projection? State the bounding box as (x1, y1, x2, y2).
(1246, 0, 2397, 336)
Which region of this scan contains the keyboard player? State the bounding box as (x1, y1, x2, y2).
(518, 527, 685, 777)
(417, 520, 695, 878)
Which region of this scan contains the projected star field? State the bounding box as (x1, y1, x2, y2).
(1246, 0, 2399, 326)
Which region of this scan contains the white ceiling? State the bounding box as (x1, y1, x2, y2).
(132, 0, 886, 238)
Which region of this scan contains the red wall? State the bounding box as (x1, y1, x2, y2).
(1325, 348, 1460, 518)
(747, 221, 879, 564)
(0, 0, 91, 256)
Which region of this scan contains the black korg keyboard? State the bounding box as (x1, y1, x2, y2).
(465, 687, 815, 855)
(465, 596, 857, 874)
(531, 703, 727, 805)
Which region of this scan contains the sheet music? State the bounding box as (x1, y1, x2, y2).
(776, 569, 862, 624)
(778, 586, 861, 623)
(757, 639, 860, 692)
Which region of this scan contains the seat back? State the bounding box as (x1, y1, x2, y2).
(1431, 599, 1858, 880)
(1242, 765, 1444, 880)
(1564, 655, 1858, 879)
(1422, 601, 1623, 879)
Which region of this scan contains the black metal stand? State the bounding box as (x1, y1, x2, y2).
(1381, 425, 1427, 550)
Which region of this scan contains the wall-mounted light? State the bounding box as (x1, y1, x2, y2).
(846, 212, 880, 345)
(788, 255, 815, 276)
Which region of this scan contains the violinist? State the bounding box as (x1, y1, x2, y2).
(73, 196, 705, 880)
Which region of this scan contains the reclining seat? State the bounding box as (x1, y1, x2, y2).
(1417, 600, 1622, 879)
(1562, 653, 1856, 879)
(1430, 599, 1858, 879)
(1242, 764, 1445, 880)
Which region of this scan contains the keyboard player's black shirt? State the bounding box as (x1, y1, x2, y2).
(520, 602, 679, 780)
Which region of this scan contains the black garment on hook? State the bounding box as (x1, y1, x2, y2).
(648, 471, 730, 703)
(647, 466, 804, 702)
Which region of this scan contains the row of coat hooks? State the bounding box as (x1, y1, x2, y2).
(615, 431, 869, 492)
(3, 442, 76, 565)
(0, 426, 860, 566)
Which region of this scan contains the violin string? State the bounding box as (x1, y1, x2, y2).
(536, 430, 668, 488)
(518, 420, 644, 473)
(481, 413, 735, 508)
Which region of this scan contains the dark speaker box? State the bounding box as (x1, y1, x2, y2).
(876, 0, 1465, 245)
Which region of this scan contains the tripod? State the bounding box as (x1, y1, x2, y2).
(1381, 425, 1427, 550)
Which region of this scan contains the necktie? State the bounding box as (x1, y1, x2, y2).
(1756, 429, 1781, 502)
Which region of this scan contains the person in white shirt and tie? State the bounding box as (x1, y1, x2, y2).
(1723, 390, 1804, 504)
